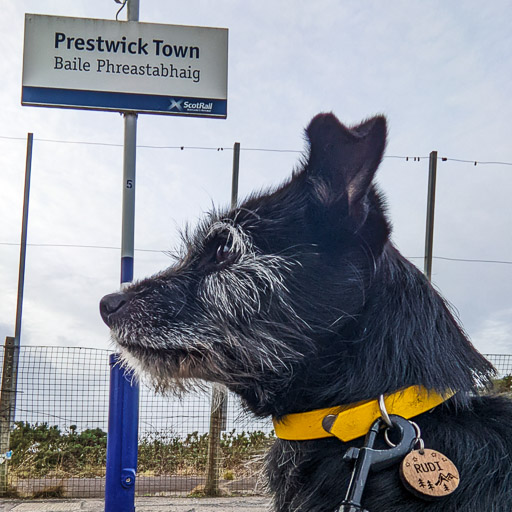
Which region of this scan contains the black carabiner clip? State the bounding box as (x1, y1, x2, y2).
(338, 415, 417, 512)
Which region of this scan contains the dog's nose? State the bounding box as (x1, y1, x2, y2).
(100, 292, 128, 327)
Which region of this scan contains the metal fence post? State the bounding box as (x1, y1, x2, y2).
(204, 143, 240, 496)
(204, 385, 225, 496)
(0, 337, 17, 495)
(105, 354, 139, 511)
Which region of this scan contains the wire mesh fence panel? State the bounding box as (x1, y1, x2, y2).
(137, 383, 213, 496)
(219, 394, 273, 495)
(485, 354, 512, 377)
(0, 346, 111, 498)
(0, 346, 510, 499)
(136, 382, 273, 497)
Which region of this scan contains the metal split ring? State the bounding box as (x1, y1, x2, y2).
(378, 394, 393, 428)
(383, 418, 423, 450)
(411, 421, 425, 454)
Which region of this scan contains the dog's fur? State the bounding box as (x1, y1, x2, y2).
(100, 113, 512, 511)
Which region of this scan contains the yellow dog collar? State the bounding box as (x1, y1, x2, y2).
(273, 386, 454, 442)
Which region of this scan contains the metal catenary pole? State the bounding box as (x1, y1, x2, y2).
(231, 142, 240, 209)
(105, 2, 140, 511)
(0, 133, 33, 495)
(204, 142, 240, 496)
(424, 150, 438, 281)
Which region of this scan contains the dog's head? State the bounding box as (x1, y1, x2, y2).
(100, 113, 392, 412)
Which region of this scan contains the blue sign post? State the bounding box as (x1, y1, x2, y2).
(105, 354, 139, 512)
(105, 3, 140, 511)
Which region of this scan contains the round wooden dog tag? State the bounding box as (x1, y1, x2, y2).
(400, 449, 459, 500)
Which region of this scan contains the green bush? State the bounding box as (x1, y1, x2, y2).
(492, 375, 512, 395)
(137, 430, 210, 475)
(221, 429, 272, 471)
(9, 422, 274, 479)
(9, 422, 107, 478)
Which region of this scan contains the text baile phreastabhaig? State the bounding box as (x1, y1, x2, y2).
(53, 32, 201, 82)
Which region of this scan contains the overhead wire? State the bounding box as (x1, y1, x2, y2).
(0, 242, 511, 266)
(0, 134, 511, 165)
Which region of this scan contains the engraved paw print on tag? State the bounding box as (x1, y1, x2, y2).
(400, 448, 459, 500)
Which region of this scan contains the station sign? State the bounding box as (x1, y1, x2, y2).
(22, 14, 228, 118)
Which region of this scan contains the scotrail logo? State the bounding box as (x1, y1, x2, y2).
(169, 98, 214, 114)
(169, 98, 184, 111)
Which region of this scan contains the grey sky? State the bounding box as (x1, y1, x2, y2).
(1, 1, 511, 356)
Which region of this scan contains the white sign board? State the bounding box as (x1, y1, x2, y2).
(22, 14, 228, 118)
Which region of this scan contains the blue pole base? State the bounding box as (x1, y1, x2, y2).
(121, 256, 134, 284)
(105, 353, 139, 512)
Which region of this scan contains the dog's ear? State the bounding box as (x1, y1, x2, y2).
(305, 113, 387, 230)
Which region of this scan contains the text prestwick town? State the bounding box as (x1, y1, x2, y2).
(53, 31, 201, 82)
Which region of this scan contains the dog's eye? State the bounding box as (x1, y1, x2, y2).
(215, 241, 234, 264)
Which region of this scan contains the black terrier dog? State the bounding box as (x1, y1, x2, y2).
(100, 113, 512, 511)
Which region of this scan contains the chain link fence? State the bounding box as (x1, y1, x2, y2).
(0, 344, 510, 498)
(0, 345, 273, 498)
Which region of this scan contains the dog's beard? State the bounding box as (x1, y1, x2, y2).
(113, 323, 307, 399)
